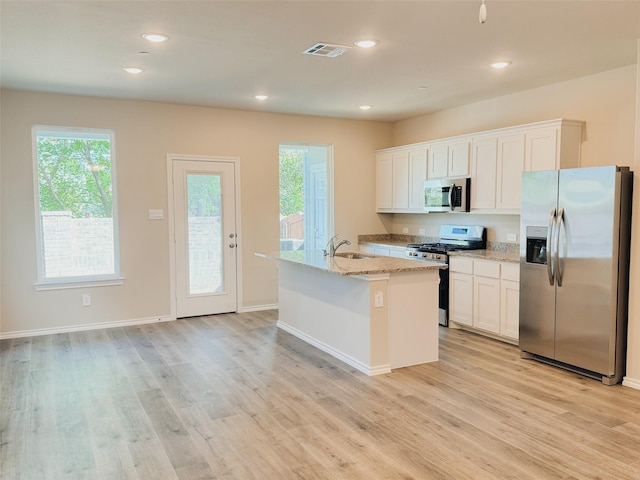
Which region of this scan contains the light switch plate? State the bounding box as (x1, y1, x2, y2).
(374, 291, 384, 308)
(149, 209, 164, 220)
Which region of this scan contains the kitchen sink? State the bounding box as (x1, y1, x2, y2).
(333, 252, 376, 260)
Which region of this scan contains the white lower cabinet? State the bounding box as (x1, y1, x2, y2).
(499, 263, 520, 340)
(449, 256, 519, 342)
(449, 271, 473, 327)
(474, 273, 501, 334)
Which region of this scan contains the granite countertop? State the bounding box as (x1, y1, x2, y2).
(256, 250, 446, 276)
(448, 249, 520, 263)
(358, 234, 520, 264)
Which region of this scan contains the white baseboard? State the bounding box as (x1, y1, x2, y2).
(0, 315, 175, 340)
(622, 376, 640, 390)
(237, 303, 278, 313)
(276, 320, 391, 376)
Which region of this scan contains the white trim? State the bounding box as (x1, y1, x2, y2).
(277, 320, 392, 376)
(31, 125, 121, 284)
(0, 315, 175, 340)
(622, 376, 640, 390)
(238, 304, 279, 313)
(166, 154, 242, 319)
(279, 142, 334, 247)
(34, 276, 125, 291)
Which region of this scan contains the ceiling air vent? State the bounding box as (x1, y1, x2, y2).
(302, 43, 351, 58)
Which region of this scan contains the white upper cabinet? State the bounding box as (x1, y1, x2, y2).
(429, 140, 471, 179)
(449, 141, 471, 177)
(471, 137, 498, 210)
(392, 150, 410, 210)
(428, 144, 448, 179)
(525, 121, 582, 172)
(408, 149, 428, 211)
(496, 133, 525, 211)
(376, 146, 428, 213)
(471, 133, 524, 213)
(525, 127, 558, 172)
(375, 152, 393, 211)
(376, 119, 583, 215)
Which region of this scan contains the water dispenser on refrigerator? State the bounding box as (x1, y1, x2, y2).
(525, 226, 548, 265)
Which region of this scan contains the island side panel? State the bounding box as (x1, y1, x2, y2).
(277, 262, 391, 375)
(387, 270, 440, 369)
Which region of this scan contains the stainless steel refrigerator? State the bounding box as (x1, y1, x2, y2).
(519, 166, 632, 385)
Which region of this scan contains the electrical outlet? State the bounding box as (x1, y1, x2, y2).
(402, 227, 409, 234)
(419, 228, 426, 235)
(507, 233, 518, 242)
(374, 291, 384, 308)
(82, 294, 91, 307)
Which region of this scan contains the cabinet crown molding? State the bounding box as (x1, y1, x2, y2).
(376, 118, 584, 153)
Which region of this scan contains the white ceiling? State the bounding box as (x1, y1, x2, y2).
(1, 0, 639, 122)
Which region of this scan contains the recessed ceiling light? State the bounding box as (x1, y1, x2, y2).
(490, 61, 512, 69)
(359, 105, 372, 110)
(142, 33, 169, 43)
(418, 85, 428, 90)
(123, 67, 144, 74)
(254, 95, 269, 101)
(354, 40, 378, 48)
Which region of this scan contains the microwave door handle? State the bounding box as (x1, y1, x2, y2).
(448, 187, 454, 211)
(555, 207, 564, 287)
(547, 207, 556, 286)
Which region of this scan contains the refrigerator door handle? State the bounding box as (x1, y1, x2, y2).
(556, 207, 565, 287)
(547, 207, 556, 286)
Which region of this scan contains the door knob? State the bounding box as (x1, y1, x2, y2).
(229, 233, 236, 238)
(229, 243, 236, 248)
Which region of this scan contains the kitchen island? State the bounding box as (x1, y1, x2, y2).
(256, 250, 445, 375)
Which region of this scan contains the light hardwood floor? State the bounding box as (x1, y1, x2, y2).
(2, 310, 640, 479)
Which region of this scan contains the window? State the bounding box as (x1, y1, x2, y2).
(33, 126, 121, 287)
(279, 144, 333, 252)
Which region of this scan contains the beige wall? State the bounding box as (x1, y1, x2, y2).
(625, 44, 640, 388)
(394, 65, 636, 169)
(0, 90, 391, 335)
(388, 64, 637, 246)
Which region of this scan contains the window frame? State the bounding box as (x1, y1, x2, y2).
(32, 125, 123, 290)
(278, 143, 334, 252)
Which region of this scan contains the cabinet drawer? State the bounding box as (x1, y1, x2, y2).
(501, 263, 520, 281)
(473, 260, 500, 278)
(449, 257, 473, 274)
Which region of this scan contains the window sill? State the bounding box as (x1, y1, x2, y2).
(34, 276, 125, 291)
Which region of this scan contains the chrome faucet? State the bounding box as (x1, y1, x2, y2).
(324, 234, 351, 257)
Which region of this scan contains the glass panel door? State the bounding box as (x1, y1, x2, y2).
(171, 159, 237, 318)
(187, 174, 222, 295)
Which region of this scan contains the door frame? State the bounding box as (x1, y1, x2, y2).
(280, 142, 334, 250)
(166, 154, 242, 319)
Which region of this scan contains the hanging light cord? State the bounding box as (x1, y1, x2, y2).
(479, 0, 487, 23)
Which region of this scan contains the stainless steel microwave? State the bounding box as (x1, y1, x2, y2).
(424, 177, 471, 212)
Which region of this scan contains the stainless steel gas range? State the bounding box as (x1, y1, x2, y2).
(406, 225, 486, 326)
